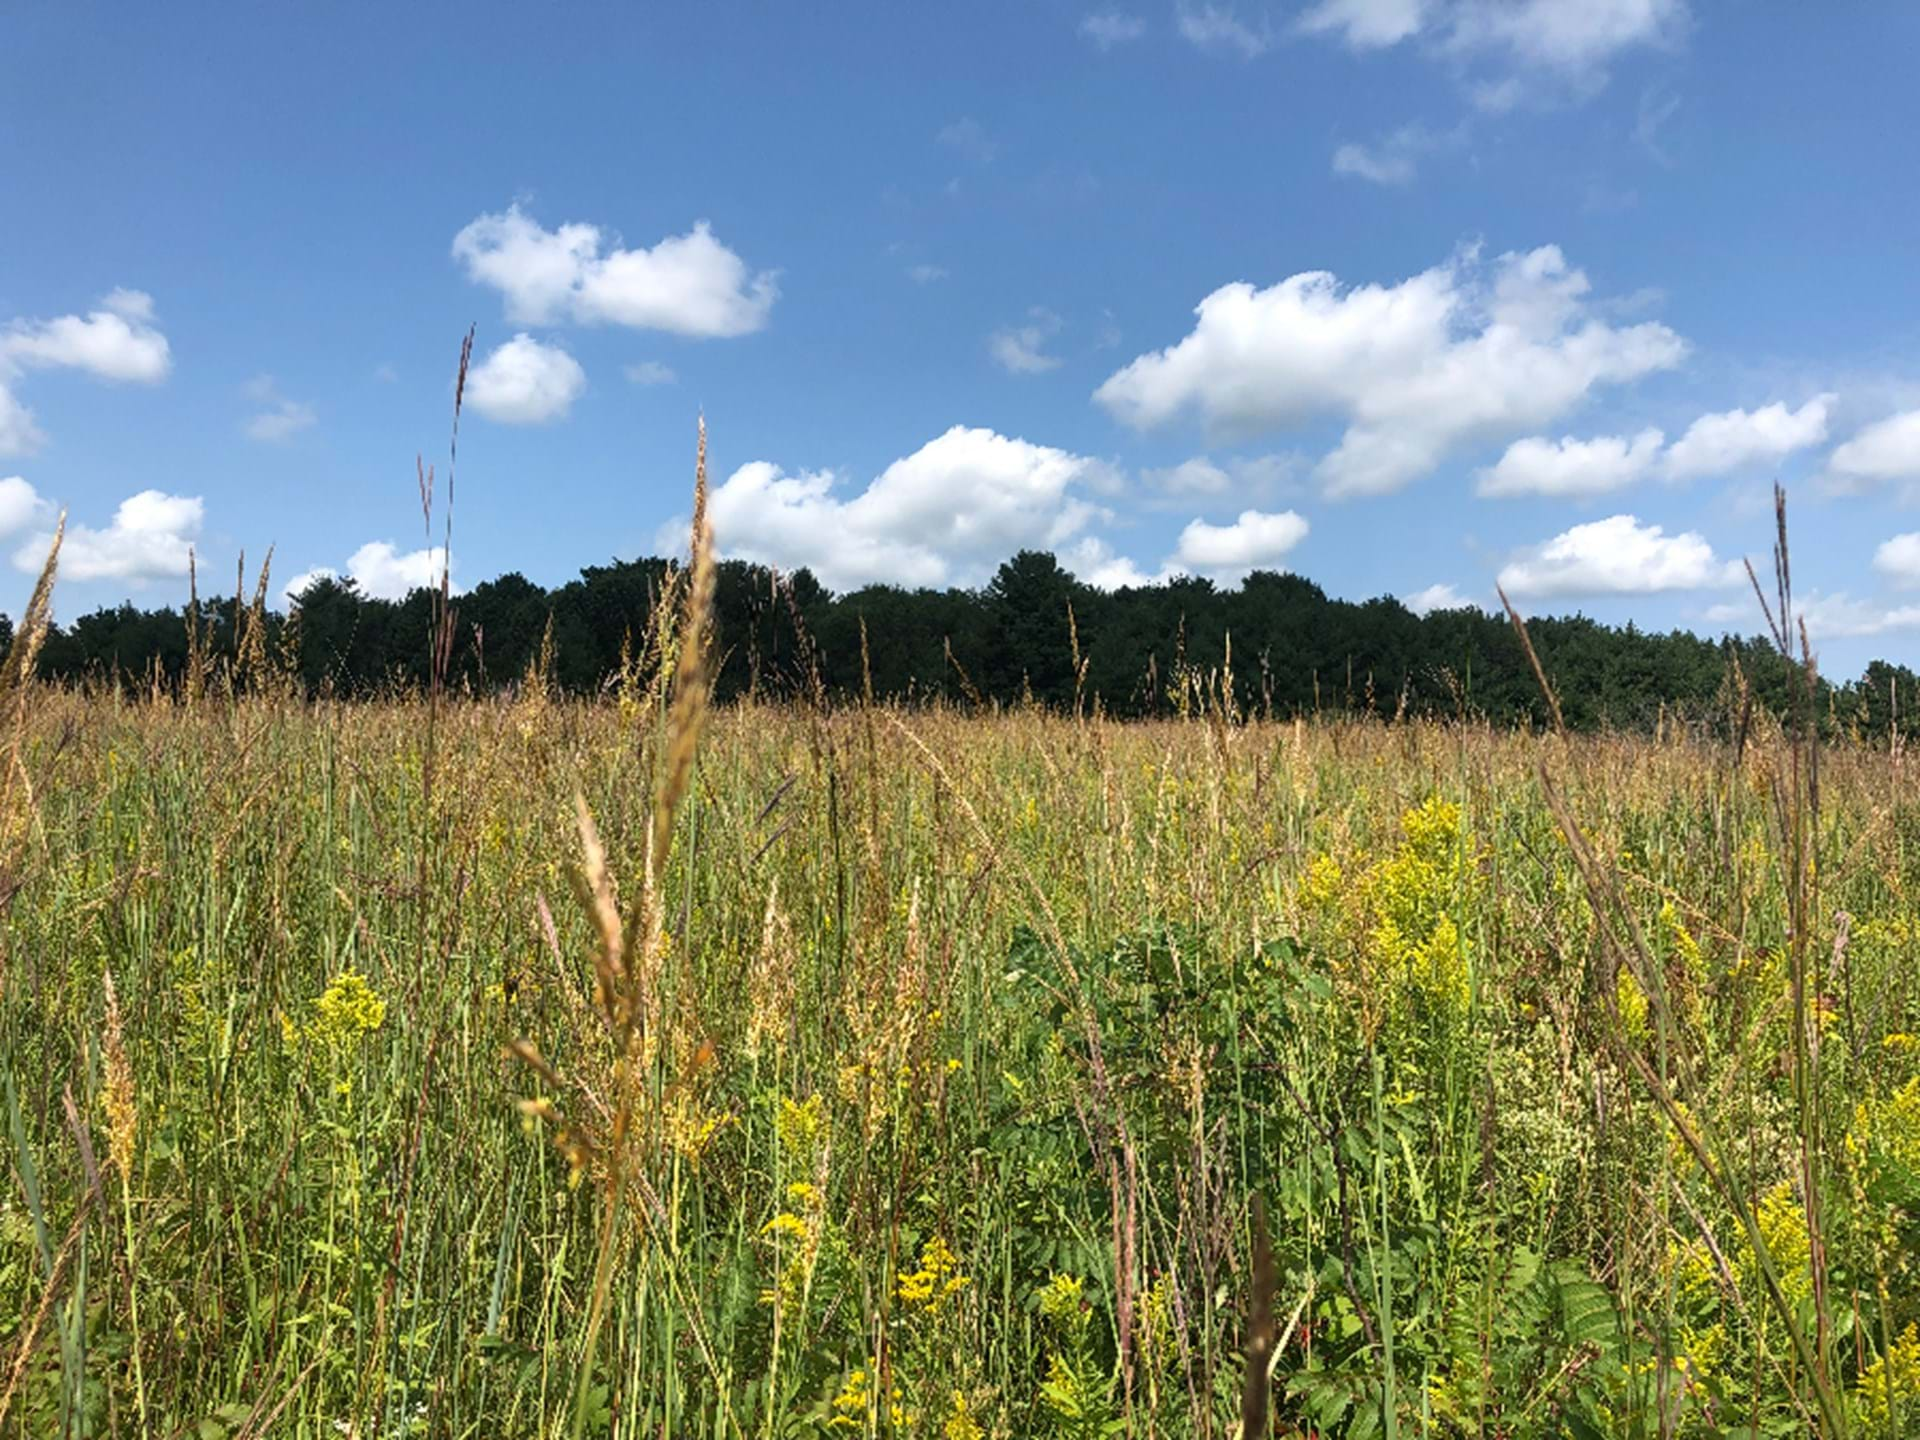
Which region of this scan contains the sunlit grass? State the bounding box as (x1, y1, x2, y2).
(3, 678, 1919, 1435)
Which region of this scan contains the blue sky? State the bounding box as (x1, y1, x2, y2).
(4, 1, 1920, 675)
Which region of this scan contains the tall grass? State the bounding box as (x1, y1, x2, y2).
(3, 475, 1919, 1436)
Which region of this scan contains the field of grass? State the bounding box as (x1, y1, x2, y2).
(5, 534, 1920, 1436)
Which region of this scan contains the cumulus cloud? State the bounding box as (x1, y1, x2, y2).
(664, 425, 1116, 591)
(282, 567, 334, 601)
(0, 476, 50, 537)
(1061, 510, 1309, 591)
(1476, 427, 1664, 497)
(0, 290, 172, 457)
(1171, 508, 1309, 578)
(907, 263, 950, 285)
(452, 205, 777, 339)
(2, 289, 172, 383)
(1797, 594, 1920, 641)
(336, 542, 452, 601)
(285, 542, 455, 604)
(11, 489, 201, 584)
(1176, 3, 1273, 56)
(1402, 581, 1475, 614)
(1096, 244, 1685, 497)
(1080, 10, 1147, 47)
(1873, 533, 1920, 589)
(1497, 513, 1739, 599)
(1060, 537, 1173, 590)
(1704, 592, 1920, 643)
(989, 309, 1064, 375)
(242, 375, 318, 443)
(1830, 410, 1920, 487)
(1663, 395, 1832, 479)
(466, 334, 587, 424)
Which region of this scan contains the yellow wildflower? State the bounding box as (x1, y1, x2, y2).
(1858, 1325, 1920, 1437)
(898, 1235, 968, 1310)
(943, 1390, 984, 1440)
(828, 1367, 869, 1429)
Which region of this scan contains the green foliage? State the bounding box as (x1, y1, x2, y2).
(13, 550, 1914, 733)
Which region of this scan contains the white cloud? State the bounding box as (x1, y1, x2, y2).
(1477, 427, 1664, 498)
(1299, 0, 1685, 98)
(343, 542, 452, 600)
(11, 489, 201, 583)
(452, 205, 777, 338)
(287, 542, 456, 603)
(1172, 508, 1309, 578)
(1497, 513, 1739, 599)
(1447, 0, 1688, 76)
(1799, 594, 1920, 641)
(1873, 533, 1920, 589)
(1664, 395, 1832, 479)
(466, 334, 587, 425)
(1, 289, 172, 383)
(1830, 410, 1920, 486)
(1096, 244, 1685, 497)
(1143, 453, 1297, 497)
(1403, 581, 1474, 614)
(0, 476, 50, 536)
(907, 264, 950, 285)
(1332, 140, 1414, 186)
(242, 375, 318, 443)
(282, 567, 336, 601)
(670, 425, 1115, 591)
(1147, 458, 1233, 495)
(1705, 592, 1920, 643)
(990, 309, 1064, 375)
(1332, 122, 1461, 186)
(1177, 3, 1273, 56)
(1080, 10, 1147, 47)
(624, 361, 677, 387)
(1061, 537, 1172, 590)
(1062, 506, 1309, 589)
(0, 383, 44, 459)
(0, 290, 172, 456)
(1298, 0, 1431, 48)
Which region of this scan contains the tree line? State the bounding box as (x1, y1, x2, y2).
(8, 548, 1918, 736)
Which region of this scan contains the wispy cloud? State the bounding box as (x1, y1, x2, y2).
(242, 375, 318, 443)
(1331, 122, 1462, 185)
(624, 360, 677, 387)
(936, 117, 997, 166)
(1177, 3, 1273, 57)
(990, 308, 1065, 375)
(1635, 86, 1682, 165)
(1080, 10, 1147, 48)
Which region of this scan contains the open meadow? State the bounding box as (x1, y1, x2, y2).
(9, 4, 1920, 1436)
(4, 547, 1920, 1439)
